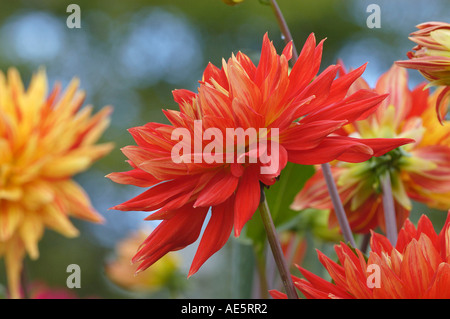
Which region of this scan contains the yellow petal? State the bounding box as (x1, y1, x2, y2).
(0, 186, 22, 201)
(3, 235, 26, 299)
(42, 203, 79, 238)
(18, 212, 44, 260)
(22, 181, 54, 210)
(0, 203, 23, 241)
(40, 154, 91, 178)
(430, 29, 450, 51)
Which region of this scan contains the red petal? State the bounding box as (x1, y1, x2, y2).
(194, 170, 239, 207)
(357, 137, 415, 157)
(287, 136, 373, 165)
(106, 168, 160, 187)
(110, 177, 196, 211)
(281, 120, 347, 151)
(133, 205, 209, 272)
(233, 166, 261, 236)
(189, 196, 235, 276)
(436, 86, 450, 125)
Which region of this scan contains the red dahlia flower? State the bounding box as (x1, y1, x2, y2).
(271, 211, 450, 299)
(107, 33, 412, 277)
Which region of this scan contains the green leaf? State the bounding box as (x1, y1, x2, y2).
(242, 162, 315, 250)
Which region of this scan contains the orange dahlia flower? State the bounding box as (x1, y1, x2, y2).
(107, 33, 411, 277)
(396, 22, 450, 123)
(271, 212, 450, 299)
(0, 68, 113, 298)
(292, 64, 450, 234)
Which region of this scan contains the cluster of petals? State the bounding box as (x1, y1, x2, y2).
(0, 68, 113, 298)
(107, 33, 412, 277)
(292, 64, 450, 234)
(271, 211, 450, 299)
(396, 21, 450, 123)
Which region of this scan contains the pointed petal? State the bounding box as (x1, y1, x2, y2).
(233, 166, 261, 236)
(189, 196, 234, 276)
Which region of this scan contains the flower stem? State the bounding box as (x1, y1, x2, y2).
(321, 163, 356, 247)
(381, 172, 398, 246)
(259, 190, 298, 299)
(269, 0, 298, 62)
(268, 0, 356, 247)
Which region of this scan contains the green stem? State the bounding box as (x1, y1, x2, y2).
(381, 172, 398, 246)
(269, 0, 356, 247)
(259, 190, 298, 299)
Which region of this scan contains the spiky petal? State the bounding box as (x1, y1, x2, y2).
(0, 68, 113, 298)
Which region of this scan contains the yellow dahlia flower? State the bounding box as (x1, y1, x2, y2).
(105, 229, 181, 294)
(0, 68, 113, 298)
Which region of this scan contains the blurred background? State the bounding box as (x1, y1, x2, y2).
(0, 0, 449, 299)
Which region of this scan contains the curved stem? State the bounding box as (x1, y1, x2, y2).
(269, 0, 356, 247)
(381, 172, 398, 246)
(259, 191, 298, 299)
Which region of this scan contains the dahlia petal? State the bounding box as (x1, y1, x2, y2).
(106, 168, 161, 187)
(281, 120, 347, 151)
(0, 203, 23, 241)
(423, 263, 450, 298)
(132, 205, 209, 272)
(288, 136, 373, 165)
(236, 51, 257, 80)
(344, 137, 414, 159)
(296, 264, 353, 299)
(40, 154, 91, 178)
(194, 170, 239, 207)
(375, 65, 411, 121)
(268, 290, 287, 299)
(327, 63, 367, 104)
(201, 62, 229, 91)
(54, 180, 104, 223)
(342, 258, 372, 298)
(436, 86, 450, 124)
(110, 177, 196, 211)
(293, 65, 340, 118)
(370, 230, 394, 255)
(18, 212, 44, 260)
(172, 89, 197, 107)
(416, 214, 440, 251)
(228, 64, 261, 114)
(4, 236, 26, 299)
(400, 239, 433, 297)
(408, 83, 430, 118)
(281, 40, 293, 61)
(303, 90, 388, 124)
(42, 202, 79, 238)
(317, 250, 348, 289)
(189, 197, 234, 276)
(287, 33, 319, 96)
(233, 166, 261, 236)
